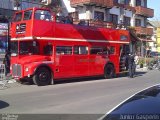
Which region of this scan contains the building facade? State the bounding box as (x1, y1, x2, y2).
(147, 21, 160, 53)
(0, 0, 41, 22)
(0, 0, 155, 55)
(69, 0, 153, 28)
(66, 0, 154, 55)
(157, 28, 160, 53)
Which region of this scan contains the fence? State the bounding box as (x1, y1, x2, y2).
(0, 63, 5, 80)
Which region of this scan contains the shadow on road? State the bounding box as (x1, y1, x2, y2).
(0, 100, 9, 109)
(20, 71, 147, 85)
(54, 76, 105, 85)
(115, 71, 147, 78)
(134, 71, 147, 77)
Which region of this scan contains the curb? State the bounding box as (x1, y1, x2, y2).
(0, 79, 16, 84)
(136, 67, 148, 71)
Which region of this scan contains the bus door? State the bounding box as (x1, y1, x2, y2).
(54, 46, 74, 78)
(119, 44, 130, 72)
(73, 46, 89, 77)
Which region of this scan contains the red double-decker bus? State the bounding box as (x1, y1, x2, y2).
(10, 7, 131, 86)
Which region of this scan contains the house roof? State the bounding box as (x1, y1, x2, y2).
(148, 21, 160, 27)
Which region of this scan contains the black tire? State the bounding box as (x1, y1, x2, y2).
(33, 67, 51, 86)
(104, 64, 115, 79)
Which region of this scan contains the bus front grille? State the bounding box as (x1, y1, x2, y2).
(12, 64, 22, 77)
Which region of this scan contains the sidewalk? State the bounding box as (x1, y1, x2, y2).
(0, 76, 17, 88)
(136, 65, 148, 72)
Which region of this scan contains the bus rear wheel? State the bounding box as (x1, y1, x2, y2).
(104, 64, 115, 79)
(33, 67, 51, 86)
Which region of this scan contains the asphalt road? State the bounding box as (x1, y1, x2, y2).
(0, 69, 160, 118)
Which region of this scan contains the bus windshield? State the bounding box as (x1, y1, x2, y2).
(11, 41, 18, 56)
(19, 41, 39, 55)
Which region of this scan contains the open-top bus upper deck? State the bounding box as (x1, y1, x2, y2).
(10, 7, 130, 44)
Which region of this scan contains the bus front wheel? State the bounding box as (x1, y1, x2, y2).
(104, 64, 115, 79)
(33, 67, 51, 86)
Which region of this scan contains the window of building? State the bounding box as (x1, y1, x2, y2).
(34, 10, 52, 21)
(124, 0, 130, 5)
(144, 0, 147, 7)
(136, 0, 141, 6)
(94, 11, 104, 21)
(124, 16, 130, 26)
(135, 19, 141, 26)
(23, 10, 32, 20)
(110, 14, 118, 24)
(114, 0, 119, 4)
(120, 0, 125, 4)
(56, 46, 72, 55)
(74, 46, 88, 55)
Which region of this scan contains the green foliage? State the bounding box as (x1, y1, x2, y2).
(138, 57, 155, 65)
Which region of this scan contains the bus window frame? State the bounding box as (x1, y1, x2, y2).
(90, 46, 109, 55)
(23, 10, 33, 21)
(34, 9, 53, 21)
(13, 12, 23, 22)
(56, 46, 73, 55)
(74, 46, 89, 55)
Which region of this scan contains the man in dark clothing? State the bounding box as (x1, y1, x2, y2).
(127, 53, 135, 78)
(4, 50, 10, 75)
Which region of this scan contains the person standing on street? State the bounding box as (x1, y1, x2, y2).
(4, 50, 10, 76)
(127, 52, 135, 78)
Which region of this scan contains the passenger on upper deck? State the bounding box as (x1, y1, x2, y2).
(64, 14, 73, 24)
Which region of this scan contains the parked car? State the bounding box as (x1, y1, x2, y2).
(100, 84, 160, 120)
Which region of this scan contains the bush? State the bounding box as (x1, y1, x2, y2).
(138, 57, 155, 68)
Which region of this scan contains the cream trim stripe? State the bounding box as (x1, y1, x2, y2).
(11, 36, 129, 44)
(11, 36, 34, 41)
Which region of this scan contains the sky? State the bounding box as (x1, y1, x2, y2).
(148, 0, 160, 20)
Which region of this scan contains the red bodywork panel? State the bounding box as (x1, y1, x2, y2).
(10, 7, 130, 80)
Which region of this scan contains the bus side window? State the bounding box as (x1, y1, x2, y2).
(44, 45, 53, 55)
(74, 46, 88, 55)
(90, 47, 103, 54)
(56, 46, 72, 55)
